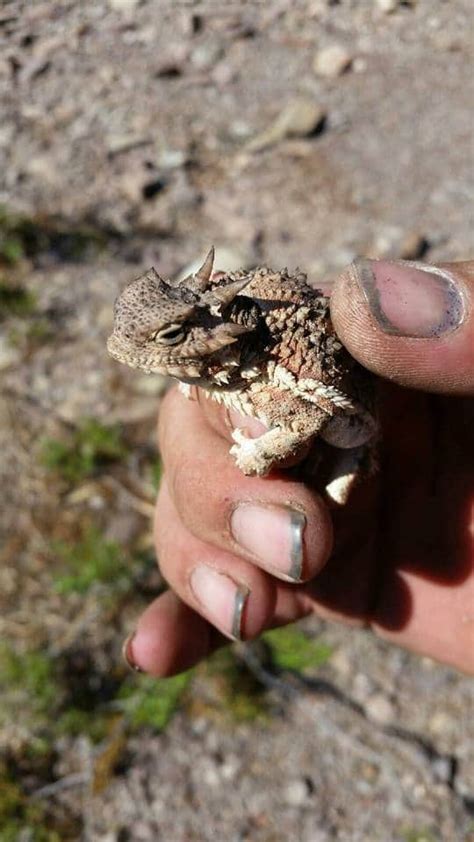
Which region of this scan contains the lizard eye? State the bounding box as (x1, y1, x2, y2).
(151, 323, 185, 346)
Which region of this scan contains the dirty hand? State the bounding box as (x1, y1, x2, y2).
(124, 259, 474, 676)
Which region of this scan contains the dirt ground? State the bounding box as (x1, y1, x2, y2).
(0, 1, 473, 840)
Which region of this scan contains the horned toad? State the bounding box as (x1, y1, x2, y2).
(107, 248, 378, 504)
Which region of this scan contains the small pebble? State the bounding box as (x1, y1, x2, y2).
(428, 711, 454, 737)
(353, 57, 367, 73)
(365, 692, 396, 725)
(0, 335, 21, 370)
(431, 756, 454, 784)
(330, 648, 351, 677)
(371, 227, 429, 260)
(203, 764, 220, 787)
(107, 134, 151, 156)
(228, 120, 253, 140)
(375, 0, 398, 11)
(247, 97, 326, 152)
(275, 98, 326, 138)
(375, 0, 417, 11)
(156, 149, 188, 170)
(211, 60, 237, 88)
(353, 672, 374, 702)
(190, 42, 223, 70)
(220, 756, 241, 781)
(284, 777, 313, 806)
(398, 231, 429, 259)
(25, 155, 58, 186)
(313, 45, 352, 78)
(108, 0, 140, 11)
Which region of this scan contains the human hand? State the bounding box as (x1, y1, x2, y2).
(123, 259, 474, 676)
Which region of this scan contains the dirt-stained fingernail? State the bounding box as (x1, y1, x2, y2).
(353, 258, 465, 338)
(189, 565, 250, 640)
(231, 504, 306, 582)
(122, 632, 144, 673)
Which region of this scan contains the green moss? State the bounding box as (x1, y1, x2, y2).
(55, 707, 109, 743)
(202, 648, 269, 722)
(262, 626, 333, 672)
(118, 672, 192, 731)
(401, 830, 437, 842)
(0, 647, 65, 835)
(25, 318, 55, 344)
(0, 282, 37, 318)
(0, 778, 25, 825)
(41, 418, 128, 484)
(0, 815, 61, 842)
(0, 641, 111, 743)
(0, 646, 57, 723)
(0, 205, 108, 266)
(0, 238, 24, 266)
(53, 526, 132, 595)
(149, 456, 162, 491)
(0, 773, 61, 842)
(0, 206, 36, 266)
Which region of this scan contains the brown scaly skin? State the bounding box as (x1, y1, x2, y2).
(107, 248, 378, 503)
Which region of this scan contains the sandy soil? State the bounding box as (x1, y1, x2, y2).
(1, 1, 473, 840)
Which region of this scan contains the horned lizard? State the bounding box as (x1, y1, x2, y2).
(107, 248, 378, 504)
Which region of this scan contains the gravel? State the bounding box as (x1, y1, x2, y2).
(1, 1, 473, 839)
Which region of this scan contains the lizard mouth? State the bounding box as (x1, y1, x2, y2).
(107, 333, 206, 378)
(106, 333, 124, 361)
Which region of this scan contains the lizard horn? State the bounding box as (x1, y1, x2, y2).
(179, 246, 215, 292)
(193, 246, 215, 290)
(209, 276, 252, 308)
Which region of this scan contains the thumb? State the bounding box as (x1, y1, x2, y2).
(330, 259, 474, 395)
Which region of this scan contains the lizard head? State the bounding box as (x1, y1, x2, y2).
(107, 247, 257, 383)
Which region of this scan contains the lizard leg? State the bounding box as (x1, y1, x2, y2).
(229, 396, 329, 476)
(230, 426, 310, 476)
(324, 441, 378, 505)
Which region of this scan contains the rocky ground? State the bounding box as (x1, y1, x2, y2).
(0, 1, 473, 840)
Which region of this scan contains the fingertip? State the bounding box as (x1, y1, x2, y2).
(124, 590, 218, 677)
(331, 259, 474, 395)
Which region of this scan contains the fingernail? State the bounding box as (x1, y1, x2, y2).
(231, 504, 306, 581)
(189, 566, 250, 640)
(122, 632, 143, 673)
(353, 258, 465, 338)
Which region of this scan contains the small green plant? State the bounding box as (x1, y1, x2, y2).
(0, 765, 61, 842)
(0, 823, 61, 842)
(0, 206, 26, 265)
(0, 282, 37, 318)
(0, 646, 57, 724)
(41, 418, 128, 484)
(262, 626, 333, 672)
(0, 205, 107, 266)
(149, 456, 162, 490)
(55, 707, 110, 743)
(117, 672, 191, 731)
(53, 526, 132, 595)
(25, 318, 55, 344)
(0, 238, 24, 266)
(0, 789, 60, 842)
(202, 648, 270, 722)
(401, 829, 437, 842)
